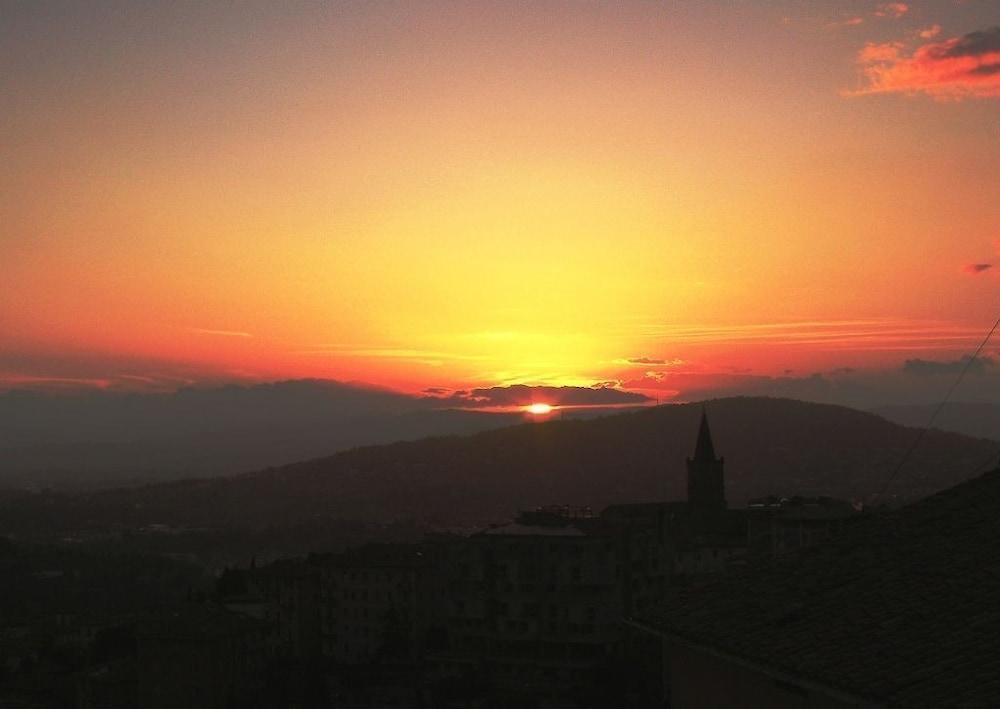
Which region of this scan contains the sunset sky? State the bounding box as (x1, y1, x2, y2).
(2, 1, 998, 406)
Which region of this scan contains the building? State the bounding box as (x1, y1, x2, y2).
(430, 505, 667, 701)
(80, 604, 269, 709)
(686, 409, 727, 515)
(256, 557, 322, 660)
(746, 495, 862, 558)
(631, 464, 1000, 708)
(428, 409, 746, 706)
(233, 408, 752, 707)
(318, 543, 434, 666)
(606, 408, 747, 582)
(217, 565, 268, 620)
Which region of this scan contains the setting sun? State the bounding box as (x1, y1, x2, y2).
(0, 3, 997, 705)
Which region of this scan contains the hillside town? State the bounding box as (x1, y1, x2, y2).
(8, 411, 867, 709)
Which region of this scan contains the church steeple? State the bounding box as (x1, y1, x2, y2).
(686, 407, 726, 513)
(693, 408, 716, 462)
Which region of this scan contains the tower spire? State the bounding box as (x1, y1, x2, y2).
(693, 407, 716, 462)
(686, 406, 726, 513)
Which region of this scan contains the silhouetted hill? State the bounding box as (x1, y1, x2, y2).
(0, 379, 445, 488)
(0, 409, 524, 489)
(1, 398, 994, 539)
(0, 380, 641, 489)
(873, 402, 1000, 442)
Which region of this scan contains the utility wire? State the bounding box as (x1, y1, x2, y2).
(874, 316, 1000, 501)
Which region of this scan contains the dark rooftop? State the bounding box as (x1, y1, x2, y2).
(478, 513, 618, 538)
(136, 604, 266, 641)
(331, 543, 427, 569)
(634, 465, 1000, 706)
(747, 495, 861, 521)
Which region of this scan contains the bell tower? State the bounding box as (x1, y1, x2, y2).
(686, 408, 726, 513)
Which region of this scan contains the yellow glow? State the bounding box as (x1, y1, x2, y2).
(1, 3, 993, 395)
(526, 403, 554, 415)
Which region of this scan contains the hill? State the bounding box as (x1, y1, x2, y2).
(0, 380, 519, 488)
(873, 401, 1000, 442)
(0, 379, 644, 489)
(1, 397, 995, 541)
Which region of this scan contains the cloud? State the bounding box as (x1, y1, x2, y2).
(919, 25, 942, 40)
(191, 328, 253, 338)
(848, 26, 1000, 99)
(615, 356, 686, 366)
(875, 3, 909, 19)
(902, 356, 996, 376)
(626, 356, 666, 365)
(625, 359, 1000, 410)
(611, 344, 1000, 408)
(859, 42, 904, 63)
(592, 380, 624, 389)
(0, 349, 224, 393)
(0, 375, 115, 391)
(945, 27, 1000, 58)
(830, 16, 865, 29)
(964, 263, 993, 274)
(424, 384, 651, 409)
(293, 345, 487, 368)
(652, 372, 841, 405)
(639, 319, 984, 352)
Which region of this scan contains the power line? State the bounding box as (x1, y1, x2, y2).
(874, 316, 1000, 502)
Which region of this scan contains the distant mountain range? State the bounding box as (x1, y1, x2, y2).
(0, 380, 641, 489)
(873, 402, 1000, 443)
(1, 397, 994, 540)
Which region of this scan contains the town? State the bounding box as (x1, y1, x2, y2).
(57, 411, 868, 708)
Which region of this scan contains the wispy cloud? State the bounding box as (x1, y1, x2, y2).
(191, 328, 253, 338)
(638, 319, 983, 351)
(964, 263, 993, 275)
(829, 16, 865, 29)
(859, 42, 905, 63)
(847, 26, 1000, 99)
(829, 2, 907, 30)
(423, 384, 651, 409)
(0, 374, 113, 390)
(292, 345, 489, 368)
(903, 355, 996, 376)
(620, 355, 1000, 409)
(918, 25, 942, 40)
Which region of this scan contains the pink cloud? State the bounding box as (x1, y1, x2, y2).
(875, 3, 910, 19)
(919, 25, 942, 39)
(848, 26, 1000, 99)
(830, 16, 865, 29)
(964, 263, 993, 275)
(859, 42, 904, 63)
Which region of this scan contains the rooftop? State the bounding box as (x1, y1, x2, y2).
(136, 604, 266, 641)
(747, 495, 861, 521)
(634, 465, 1000, 706)
(480, 522, 586, 537)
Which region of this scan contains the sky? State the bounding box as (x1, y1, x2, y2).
(2, 1, 998, 407)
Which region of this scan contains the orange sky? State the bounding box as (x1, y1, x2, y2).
(2, 1, 998, 399)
